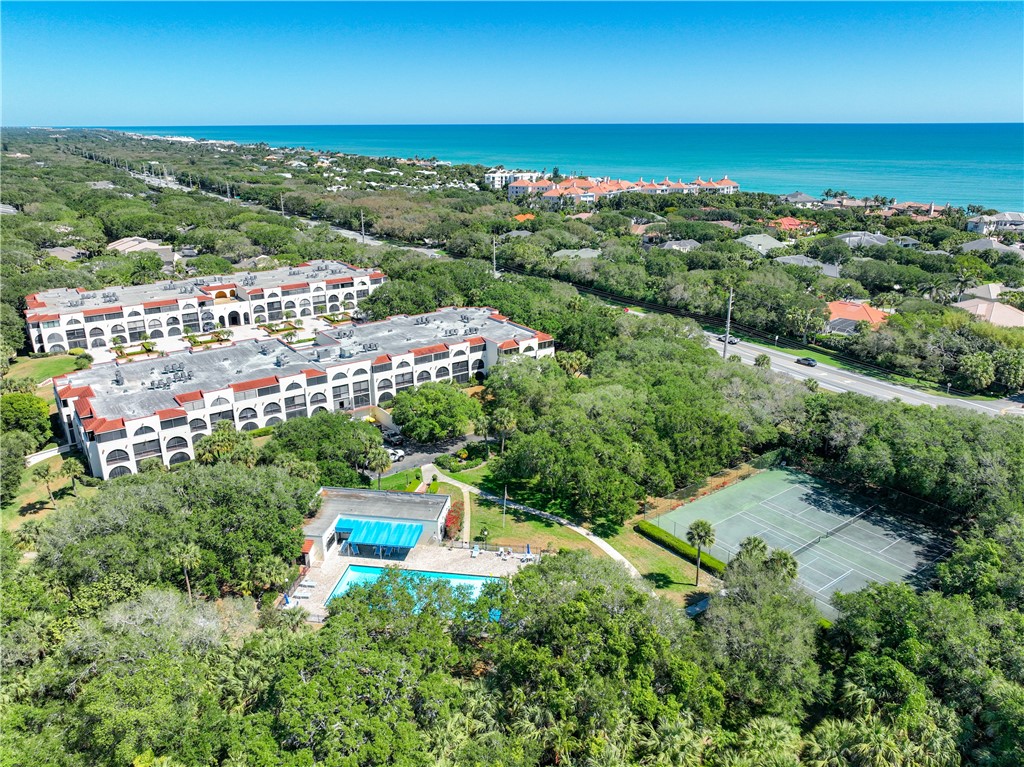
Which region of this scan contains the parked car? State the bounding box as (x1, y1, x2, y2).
(716, 334, 738, 345)
(383, 430, 405, 446)
(795, 357, 818, 367)
(387, 448, 405, 462)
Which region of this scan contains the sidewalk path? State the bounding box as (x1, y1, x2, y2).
(423, 463, 641, 578)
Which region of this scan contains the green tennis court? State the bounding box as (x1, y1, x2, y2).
(653, 468, 949, 615)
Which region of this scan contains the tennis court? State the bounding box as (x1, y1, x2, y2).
(653, 468, 949, 615)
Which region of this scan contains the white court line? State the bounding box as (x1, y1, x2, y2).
(816, 569, 855, 594)
(761, 500, 832, 531)
(879, 536, 904, 553)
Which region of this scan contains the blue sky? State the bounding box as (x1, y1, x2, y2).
(2, 1, 1022, 125)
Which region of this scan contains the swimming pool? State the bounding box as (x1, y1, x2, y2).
(327, 565, 496, 603)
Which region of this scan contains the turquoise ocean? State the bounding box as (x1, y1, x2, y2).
(108, 124, 1024, 210)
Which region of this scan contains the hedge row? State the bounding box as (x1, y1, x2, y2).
(634, 520, 727, 578)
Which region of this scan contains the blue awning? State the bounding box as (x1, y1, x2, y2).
(335, 516, 424, 549)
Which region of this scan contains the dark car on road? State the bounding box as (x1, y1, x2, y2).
(795, 357, 818, 367)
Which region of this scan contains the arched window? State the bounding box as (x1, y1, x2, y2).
(134, 425, 156, 436)
(49, 344, 67, 352)
(397, 360, 411, 369)
(67, 318, 82, 325)
(286, 382, 302, 391)
(300, 299, 311, 307)
(332, 371, 348, 380)
(521, 346, 534, 354)
(453, 349, 467, 357)
(201, 310, 214, 321)
(254, 305, 265, 314)
(46, 333, 64, 344)
(417, 370, 431, 383)
(311, 406, 328, 415)
(128, 310, 141, 318)
(169, 452, 190, 465)
(91, 338, 106, 348)
(435, 366, 450, 379)
(182, 303, 196, 310)
(109, 465, 132, 479)
(254, 315, 266, 324)
(189, 418, 207, 432)
(266, 416, 283, 426)
(263, 402, 282, 415)
(300, 309, 311, 317)
(111, 324, 126, 334)
(166, 436, 188, 450)
(166, 316, 179, 326)
(211, 396, 230, 407)
(240, 421, 258, 431)
(313, 286, 324, 292)
(89, 327, 105, 337)
(148, 319, 163, 329)
(168, 327, 181, 337)
(111, 336, 127, 344)
(377, 378, 393, 390)
(150, 330, 164, 339)
(284, 301, 296, 310)
(343, 292, 355, 301)
(310, 393, 327, 405)
(354, 369, 368, 377)
(107, 449, 130, 464)
(328, 304, 341, 313)
(378, 392, 394, 404)
(472, 359, 484, 370)
(328, 294, 339, 303)
(238, 407, 258, 421)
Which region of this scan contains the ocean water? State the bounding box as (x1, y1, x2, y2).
(108, 124, 1024, 210)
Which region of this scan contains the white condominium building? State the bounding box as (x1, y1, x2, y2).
(24, 260, 386, 353)
(53, 306, 555, 479)
(483, 168, 545, 189)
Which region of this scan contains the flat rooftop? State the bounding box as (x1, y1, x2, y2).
(304, 487, 450, 536)
(303, 306, 544, 365)
(30, 259, 374, 313)
(59, 339, 312, 420)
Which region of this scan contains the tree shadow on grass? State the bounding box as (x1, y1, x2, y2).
(642, 572, 680, 590)
(18, 500, 48, 517)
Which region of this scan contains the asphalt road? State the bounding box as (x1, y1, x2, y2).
(707, 333, 1024, 417)
(381, 434, 483, 477)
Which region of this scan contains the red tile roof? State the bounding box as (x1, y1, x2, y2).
(142, 299, 179, 309)
(827, 301, 889, 328)
(280, 282, 309, 291)
(174, 390, 204, 404)
(83, 306, 118, 317)
(155, 407, 187, 419)
(497, 339, 519, 350)
(230, 376, 279, 393)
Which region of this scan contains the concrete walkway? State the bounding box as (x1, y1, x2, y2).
(423, 463, 642, 578)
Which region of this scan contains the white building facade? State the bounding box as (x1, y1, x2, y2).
(53, 307, 555, 479)
(24, 260, 385, 353)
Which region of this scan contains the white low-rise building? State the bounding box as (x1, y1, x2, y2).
(484, 168, 545, 189)
(967, 212, 1024, 235)
(25, 260, 385, 353)
(53, 306, 555, 478)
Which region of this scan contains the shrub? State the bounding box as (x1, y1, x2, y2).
(435, 454, 459, 472)
(444, 501, 463, 540)
(634, 520, 726, 577)
(248, 426, 275, 437)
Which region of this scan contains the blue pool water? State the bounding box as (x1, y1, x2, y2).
(327, 564, 496, 603)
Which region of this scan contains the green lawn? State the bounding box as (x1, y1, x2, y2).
(467, 494, 603, 556)
(1, 454, 96, 533)
(377, 468, 423, 492)
(6, 355, 78, 385)
(447, 462, 493, 487)
(605, 524, 709, 604)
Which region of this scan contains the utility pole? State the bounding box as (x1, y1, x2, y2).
(721, 286, 734, 359)
(502, 485, 508, 529)
(280, 192, 285, 217)
(492, 238, 499, 278)
(360, 209, 365, 243)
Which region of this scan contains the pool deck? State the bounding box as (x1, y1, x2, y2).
(290, 543, 528, 620)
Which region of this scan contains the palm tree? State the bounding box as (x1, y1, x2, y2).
(32, 464, 57, 506)
(686, 519, 715, 586)
(803, 718, 858, 767)
(171, 541, 202, 605)
(491, 407, 517, 455)
(739, 716, 802, 761)
(59, 456, 85, 493)
(13, 519, 42, 552)
(366, 446, 392, 491)
(767, 549, 799, 580)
